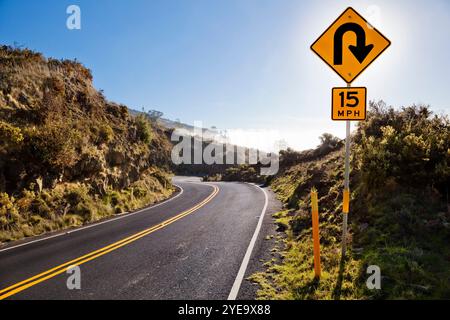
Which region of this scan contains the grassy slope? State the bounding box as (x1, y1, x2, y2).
(250, 103, 450, 299)
(0, 46, 174, 243)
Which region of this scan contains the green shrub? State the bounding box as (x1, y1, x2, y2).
(97, 124, 114, 144)
(65, 184, 90, 206)
(354, 102, 450, 191)
(0, 192, 14, 216)
(0, 121, 24, 148)
(24, 122, 81, 170)
(135, 114, 152, 144)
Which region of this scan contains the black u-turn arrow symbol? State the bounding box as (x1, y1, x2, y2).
(334, 23, 374, 65)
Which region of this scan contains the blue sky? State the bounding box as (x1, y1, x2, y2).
(1, 0, 449, 150)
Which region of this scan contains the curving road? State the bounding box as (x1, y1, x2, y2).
(0, 177, 277, 300)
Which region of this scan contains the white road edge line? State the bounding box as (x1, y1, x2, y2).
(228, 184, 269, 300)
(0, 184, 184, 253)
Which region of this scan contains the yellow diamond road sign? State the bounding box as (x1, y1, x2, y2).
(311, 7, 391, 84)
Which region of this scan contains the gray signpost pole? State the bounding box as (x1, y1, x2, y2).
(310, 7, 391, 260)
(341, 83, 351, 258)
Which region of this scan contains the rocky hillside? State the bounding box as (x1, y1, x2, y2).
(0, 46, 174, 243)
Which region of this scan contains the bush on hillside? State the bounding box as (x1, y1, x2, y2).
(354, 101, 450, 193)
(135, 114, 153, 144)
(279, 134, 343, 170)
(252, 101, 450, 300)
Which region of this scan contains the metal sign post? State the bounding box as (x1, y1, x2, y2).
(342, 89, 351, 256)
(311, 7, 391, 259)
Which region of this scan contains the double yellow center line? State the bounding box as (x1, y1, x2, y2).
(0, 184, 219, 300)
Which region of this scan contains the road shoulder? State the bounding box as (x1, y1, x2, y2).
(236, 186, 283, 300)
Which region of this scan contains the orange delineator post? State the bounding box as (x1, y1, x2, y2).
(311, 189, 321, 278)
(343, 188, 350, 214)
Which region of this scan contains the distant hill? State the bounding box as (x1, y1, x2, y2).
(128, 108, 225, 142)
(129, 108, 268, 178)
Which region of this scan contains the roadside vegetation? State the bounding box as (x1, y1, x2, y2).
(205, 164, 265, 184)
(0, 46, 174, 243)
(247, 102, 450, 299)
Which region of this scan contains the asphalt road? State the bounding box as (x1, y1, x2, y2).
(0, 177, 276, 300)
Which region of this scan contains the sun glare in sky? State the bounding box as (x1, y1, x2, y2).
(0, 0, 449, 151)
